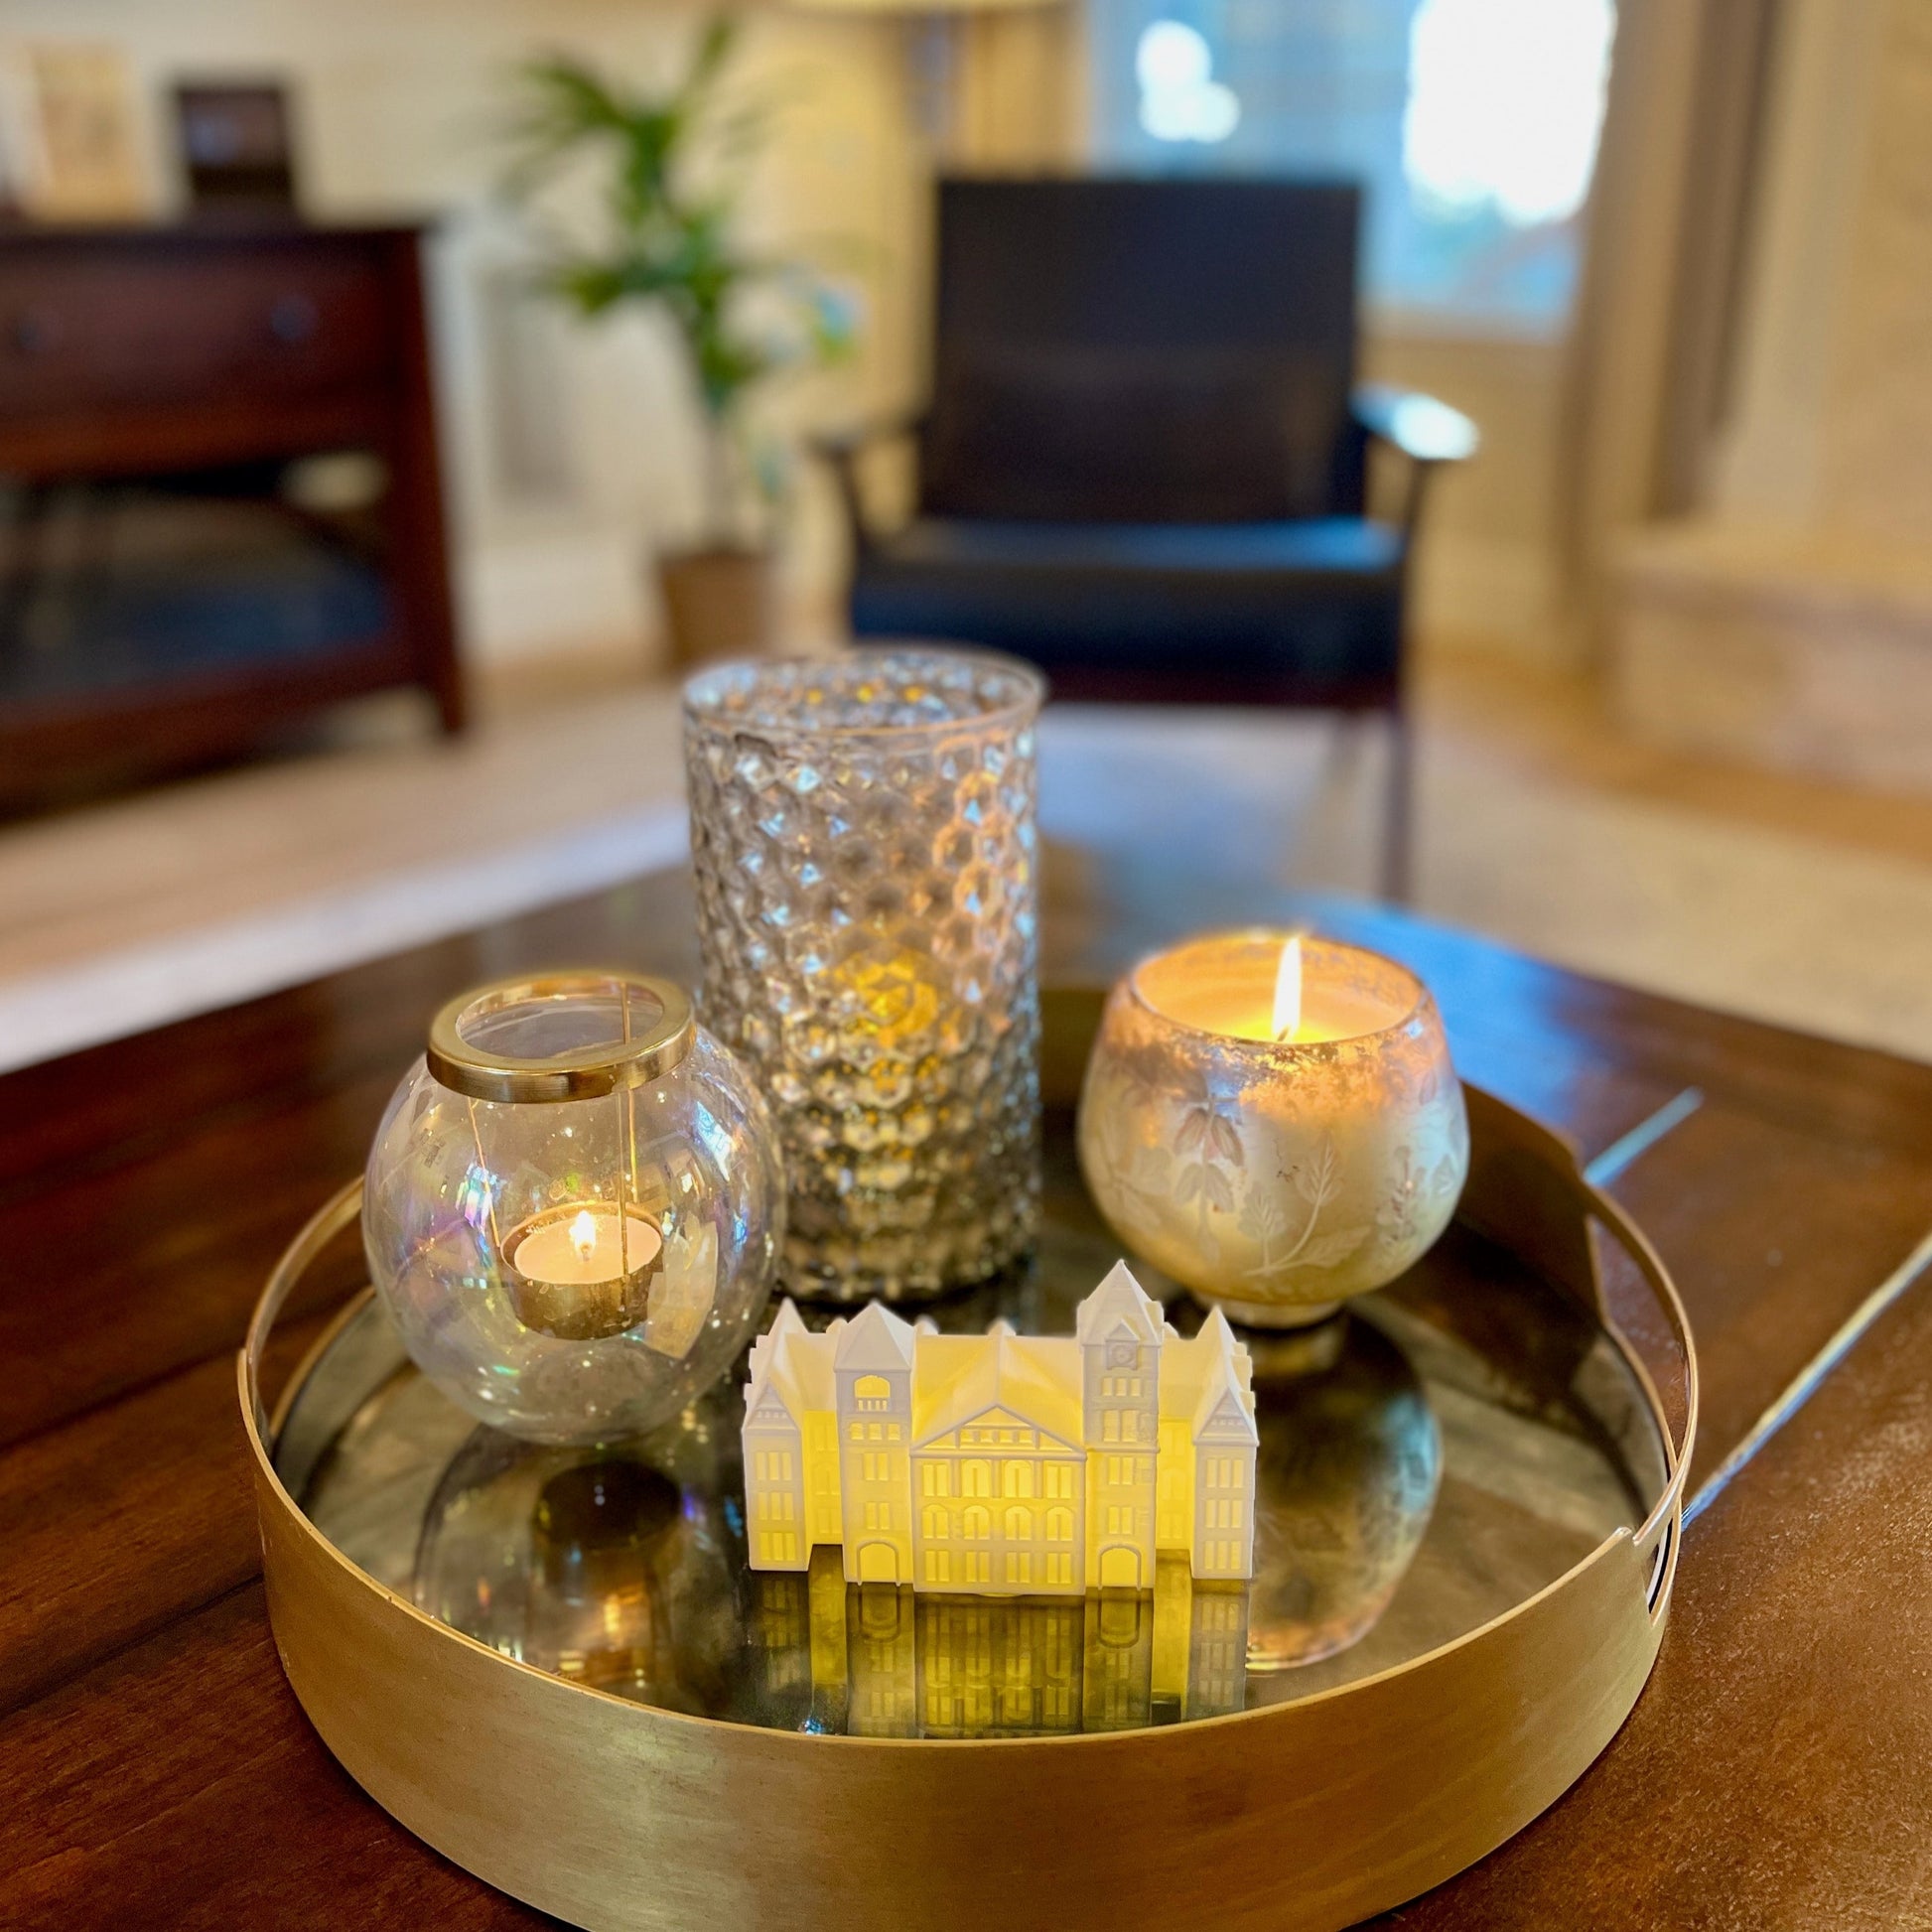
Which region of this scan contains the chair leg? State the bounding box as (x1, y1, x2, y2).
(1381, 708, 1413, 904)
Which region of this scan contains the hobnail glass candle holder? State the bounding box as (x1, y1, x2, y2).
(363, 970, 784, 1444)
(1078, 931, 1469, 1327)
(683, 649, 1044, 1303)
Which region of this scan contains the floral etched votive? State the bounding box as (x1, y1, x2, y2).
(1078, 931, 1469, 1327)
(683, 649, 1043, 1303)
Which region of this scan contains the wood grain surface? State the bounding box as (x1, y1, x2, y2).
(4, 854, 1931, 1927)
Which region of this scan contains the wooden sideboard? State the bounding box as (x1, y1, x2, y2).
(0, 220, 462, 807)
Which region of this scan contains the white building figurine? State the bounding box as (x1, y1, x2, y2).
(742, 1262, 1260, 1594)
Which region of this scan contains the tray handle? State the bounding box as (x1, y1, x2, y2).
(1587, 1182, 1698, 1620)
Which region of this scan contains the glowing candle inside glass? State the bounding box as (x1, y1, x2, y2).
(510, 1206, 662, 1286)
(1078, 929, 1469, 1327)
(502, 1203, 664, 1342)
(1158, 932, 1408, 1048)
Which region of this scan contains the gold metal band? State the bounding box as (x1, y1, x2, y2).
(425, 969, 694, 1104)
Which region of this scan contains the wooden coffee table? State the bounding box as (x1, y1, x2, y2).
(4, 858, 1931, 1927)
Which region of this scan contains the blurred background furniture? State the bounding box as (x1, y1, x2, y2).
(0, 218, 461, 810)
(172, 82, 300, 212)
(817, 177, 1476, 900)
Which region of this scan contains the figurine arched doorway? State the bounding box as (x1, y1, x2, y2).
(858, 1541, 899, 1583)
(1099, 1546, 1141, 1588)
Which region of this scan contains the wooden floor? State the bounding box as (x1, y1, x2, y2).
(1421, 648, 1932, 870)
(4, 640, 1932, 1071)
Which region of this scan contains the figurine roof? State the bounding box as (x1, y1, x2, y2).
(911, 1329, 1083, 1451)
(744, 1299, 833, 1422)
(1074, 1260, 1166, 1346)
(1172, 1310, 1261, 1445)
(833, 1300, 916, 1373)
(744, 1266, 1256, 1449)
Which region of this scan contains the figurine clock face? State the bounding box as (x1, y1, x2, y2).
(1109, 1342, 1137, 1368)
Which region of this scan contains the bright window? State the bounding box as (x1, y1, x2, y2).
(1091, 0, 1616, 333)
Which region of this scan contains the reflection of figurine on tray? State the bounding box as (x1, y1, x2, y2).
(743, 1262, 1259, 1592)
(750, 1549, 1252, 1736)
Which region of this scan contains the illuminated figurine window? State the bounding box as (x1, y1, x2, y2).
(742, 1262, 1259, 1593)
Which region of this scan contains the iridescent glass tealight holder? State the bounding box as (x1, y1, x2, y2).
(1077, 931, 1469, 1327)
(683, 649, 1044, 1304)
(363, 969, 785, 1444)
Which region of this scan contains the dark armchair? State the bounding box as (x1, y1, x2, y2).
(814, 177, 1477, 901)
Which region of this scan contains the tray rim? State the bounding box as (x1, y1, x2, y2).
(239, 1078, 1698, 1930)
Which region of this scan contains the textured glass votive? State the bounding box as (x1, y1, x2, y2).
(1078, 931, 1469, 1327)
(683, 649, 1044, 1302)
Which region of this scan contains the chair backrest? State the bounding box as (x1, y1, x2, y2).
(920, 176, 1363, 525)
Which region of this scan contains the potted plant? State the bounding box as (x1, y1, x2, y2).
(504, 21, 855, 667)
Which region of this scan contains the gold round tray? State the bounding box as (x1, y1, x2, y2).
(240, 988, 1695, 1932)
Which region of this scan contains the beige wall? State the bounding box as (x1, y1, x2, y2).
(1709, 0, 1888, 527)
(3, 0, 921, 667)
(1811, 0, 1932, 545)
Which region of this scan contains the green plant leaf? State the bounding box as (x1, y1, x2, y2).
(497, 15, 863, 539)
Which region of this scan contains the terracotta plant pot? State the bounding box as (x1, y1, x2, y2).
(656, 544, 778, 669)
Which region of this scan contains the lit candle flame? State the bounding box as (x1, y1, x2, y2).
(1272, 936, 1304, 1042)
(569, 1208, 600, 1265)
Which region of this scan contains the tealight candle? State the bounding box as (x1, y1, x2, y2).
(1078, 930, 1468, 1327)
(504, 1202, 664, 1342)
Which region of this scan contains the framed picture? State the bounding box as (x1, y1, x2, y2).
(0, 41, 153, 221)
(173, 80, 298, 210)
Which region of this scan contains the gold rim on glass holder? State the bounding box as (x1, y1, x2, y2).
(425, 969, 693, 1104)
(239, 1066, 1699, 1932)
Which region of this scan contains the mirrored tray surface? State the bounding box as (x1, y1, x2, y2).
(274, 1103, 1670, 1742)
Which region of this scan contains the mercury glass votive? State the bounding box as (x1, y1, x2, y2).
(1078, 931, 1469, 1327)
(683, 649, 1043, 1303)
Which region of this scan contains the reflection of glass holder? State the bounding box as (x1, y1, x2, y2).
(413, 1425, 740, 1718)
(248, 994, 1697, 1932)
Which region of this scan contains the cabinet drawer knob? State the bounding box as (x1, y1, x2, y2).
(10, 309, 61, 354)
(269, 294, 320, 345)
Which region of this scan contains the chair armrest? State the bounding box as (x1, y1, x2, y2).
(1352, 384, 1479, 465)
(806, 410, 926, 554)
(806, 409, 925, 466)
(1352, 384, 1477, 544)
